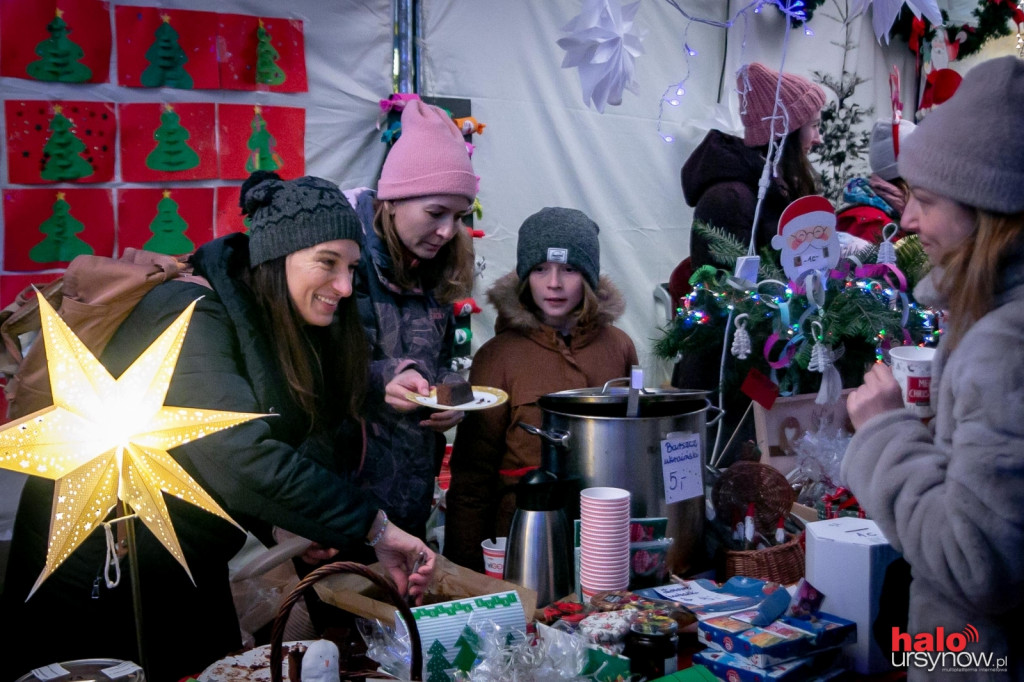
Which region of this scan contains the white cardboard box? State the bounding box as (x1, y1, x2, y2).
(804, 517, 901, 674)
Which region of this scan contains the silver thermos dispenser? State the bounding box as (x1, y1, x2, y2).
(502, 469, 573, 607)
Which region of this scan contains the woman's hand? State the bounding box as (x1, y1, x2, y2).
(847, 363, 906, 430)
(420, 409, 465, 432)
(373, 521, 436, 605)
(385, 369, 430, 412)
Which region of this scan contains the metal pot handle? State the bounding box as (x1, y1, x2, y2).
(706, 405, 725, 427)
(516, 422, 571, 447)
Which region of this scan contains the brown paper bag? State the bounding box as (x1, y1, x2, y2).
(312, 555, 538, 626)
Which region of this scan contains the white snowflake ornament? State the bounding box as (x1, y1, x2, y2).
(557, 0, 646, 113)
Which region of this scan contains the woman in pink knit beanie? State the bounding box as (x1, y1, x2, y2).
(681, 61, 827, 272)
(673, 62, 826, 464)
(345, 98, 479, 540)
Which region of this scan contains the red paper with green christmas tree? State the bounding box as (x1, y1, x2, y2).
(218, 13, 307, 92)
(5, 100, 116, 184)
(3, 188, 114, 270)
(1, 0, 111, 83)
(0, 273, 62, 310)
(115, 6, 218, 89)
(120, 103, 217, 182)
(218, 104, 305, 180)
(215, 186, 248, 237)
(117, 188, 215, 256)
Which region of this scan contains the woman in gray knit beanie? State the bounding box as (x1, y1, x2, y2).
(0, 171, 437, 680)
(842, 56, 1024, 680)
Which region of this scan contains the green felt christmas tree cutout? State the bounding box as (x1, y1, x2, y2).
(146, 104, 200, 171)
(144, 190, 195, 255)
(425, 640, 452, 682)
(140, 15, 193, 89)
(30, 192, 94, 263)
(451, 626, 479, 673)
(255, 19, 286, 86)
(245, 106, 282, 173)
(40, 106, 93, 182)
(26, 9, 92, 83)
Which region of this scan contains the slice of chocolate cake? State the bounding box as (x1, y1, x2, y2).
(435, 378, 474, 406)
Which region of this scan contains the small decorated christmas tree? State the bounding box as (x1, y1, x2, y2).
(255, 19, 286, 86)
(425, 639, 452, 682)
(40, 106, 93, 182)
(140, 15, 193, 89)
(144, 191, 195, 255)
(146, 105, 200, 171)
(26, 10, 92, 83)
(245, 106, 282, 173)
(29, 192, 94, 263)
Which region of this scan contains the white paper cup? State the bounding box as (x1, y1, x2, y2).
(481, 537, 506, 579)
(889, 345, 936, 418)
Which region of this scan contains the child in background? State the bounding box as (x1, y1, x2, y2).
(444, 207, 637, 572)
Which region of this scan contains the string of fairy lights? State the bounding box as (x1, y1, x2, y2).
(656, 0, 813, 143)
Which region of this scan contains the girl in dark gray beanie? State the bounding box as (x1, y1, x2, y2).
(444, 207, 638, 572)
(842, 56, 1024, 681)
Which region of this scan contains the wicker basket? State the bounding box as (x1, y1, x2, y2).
(268, 561, 424, 682)
(712, 461, 796, 537)
(723, 532, 805, 585)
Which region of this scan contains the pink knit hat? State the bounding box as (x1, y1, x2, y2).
(738, 63, 826, 147)
(376, 99, 478, 201)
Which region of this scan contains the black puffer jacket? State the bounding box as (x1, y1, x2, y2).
(0, 234, 376, 682)
(682, 129, 794, 269)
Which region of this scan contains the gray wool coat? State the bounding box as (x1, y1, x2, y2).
(841, 242, 1024, 680)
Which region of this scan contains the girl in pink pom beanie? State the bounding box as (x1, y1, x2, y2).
(344, 98, 479, 539)
(681, 62, 827, 272)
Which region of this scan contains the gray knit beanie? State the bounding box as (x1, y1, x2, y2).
(241, 171, 363, 266)
(516, 207, 600, 290)
(868, 119, 915, 181)
(898, 56, 1024, 214)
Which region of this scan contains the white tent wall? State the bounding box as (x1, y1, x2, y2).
(417, 1, 918, 385)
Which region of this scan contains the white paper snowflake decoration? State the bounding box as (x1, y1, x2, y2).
(557, 0, 646, 113)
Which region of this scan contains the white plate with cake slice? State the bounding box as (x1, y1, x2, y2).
(197, 641, 311, 681)
(405, 385, 508, 410)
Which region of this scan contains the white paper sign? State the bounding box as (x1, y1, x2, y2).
(653, 580, 736, 606)
(661, 431, 702, 504)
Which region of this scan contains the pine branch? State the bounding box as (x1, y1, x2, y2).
(693, 221, 746, 267)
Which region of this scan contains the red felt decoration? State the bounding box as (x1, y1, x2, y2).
(1, 0, 111, 83)
(741, 367, 781, 411)
(2, 188, 114, 271)
(214, 185, 247, 237)
(117, 188, 215, 256)
(5, 100, 115, 184)
(115, 6, 219, 89)
(119, 103, 218, 182)
(217, 104, 305, 180)
(217, 13, 308, 93)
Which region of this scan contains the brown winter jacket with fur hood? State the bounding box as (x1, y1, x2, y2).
(443, 272, 637, 572)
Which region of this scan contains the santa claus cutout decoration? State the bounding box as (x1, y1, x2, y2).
(771, 195, 840, 282)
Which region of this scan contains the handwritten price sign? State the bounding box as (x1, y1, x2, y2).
(660, 431, 703, 504)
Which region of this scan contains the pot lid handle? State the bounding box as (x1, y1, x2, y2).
(601, 376, 651, 395)
(516, 422, 570, 447)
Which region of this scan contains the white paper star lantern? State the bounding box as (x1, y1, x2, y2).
(0, 292, 265, 596)
(557, 0, 646, 113)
